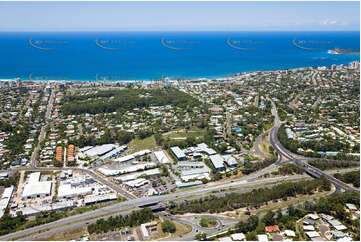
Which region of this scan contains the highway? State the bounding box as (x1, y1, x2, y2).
(0, 156, 297, 242)
(2, 94, 358, 241)
(2, 165, 358, 241)
(268, 100, 359, 193)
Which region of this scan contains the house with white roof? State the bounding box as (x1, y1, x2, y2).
(231, 233, 246, 241)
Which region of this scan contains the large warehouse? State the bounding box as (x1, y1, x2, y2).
(84, 144, 118, 157)
(170, 146, 186, 160)
(154, 151, 170, 164)
(57, 184, 92, 198)
(22, 181, 52, 199)
(209, 154, 225, 171)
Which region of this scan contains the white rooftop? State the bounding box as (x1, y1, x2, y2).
(307, 214, 320, 220)
(124, 178, 149, 188)
(22, 181, 52, 198)
(116, 168, 160, 182)
(303, 225, 315, 231)
(284, 230, 296, 237)
(28, 172, 41, 184)
(114, 154, 135, 163)
(257, 234, 268, 242)
(98, 162, 157, 176)
(305, 231, 320, 238)
(170, 146, 186, 159)
(231, 233, 246, 241)
(84, 144, 117, 157)
(209, 154, 225, 169)
(223, 155, 238, 166)
(219, 237, 232, 242)
(154, 151, 170, 164)
(58, 184, 92, 198)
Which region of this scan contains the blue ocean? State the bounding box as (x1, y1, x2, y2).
(0, 31, 359, 81)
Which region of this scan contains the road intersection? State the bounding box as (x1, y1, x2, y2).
(1, 95, 358, 241)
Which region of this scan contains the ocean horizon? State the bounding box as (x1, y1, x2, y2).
(0, 31, 359, 81)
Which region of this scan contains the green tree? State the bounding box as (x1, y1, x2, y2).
(161, 220, 176, 233)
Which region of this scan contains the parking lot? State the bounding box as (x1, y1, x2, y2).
(122, 175, 176, 198)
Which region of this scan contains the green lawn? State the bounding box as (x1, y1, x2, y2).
(199, 217, 219, 228)
(163, 128, 207, 140)
(128, 135, 157, 152)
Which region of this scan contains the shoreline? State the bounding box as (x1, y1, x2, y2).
(1, 60, 359, 83)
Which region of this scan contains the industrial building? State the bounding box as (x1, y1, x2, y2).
(183, 143, 217, 156)
(22, 172, 52, 199)
(133, 149, 151, 157)
(176, 161, 205, 170)
(28, 172, 41, 183)
(115, 168, 160, 182)
(22, 182, 52, 199)
(57, 184, 92, 198)
(170, 146, 186, 160)
(0, 185, 14, 218)
(98, 162, 157, 176)
(124, 178, 149, 188)
(99, 145, 127, 160)
(197, 143, 217, 155)
(154, 151, 170, 164)
(84, 193, 117, 205)
(63, 177, 94, 186)
(113, 149, 151, 162)
(114, 154, 135, 163)
(223, 155, 238, 169)
(11, 201, 76, 217)
(84, 144, 118, 157)
(141, 221, 158, 238)
(180, 168, 210, 182)
(209, 154, 225, 171)
(175, 180, 203, 189)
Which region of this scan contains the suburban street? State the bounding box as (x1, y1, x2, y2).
(268, 100, 359, 193)
(30, 89, 55, 167)
(1, 94, 358, 241)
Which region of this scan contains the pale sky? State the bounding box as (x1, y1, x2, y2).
(0, 1, 359, 31)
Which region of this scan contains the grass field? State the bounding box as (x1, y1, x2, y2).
(128, 135, 157, 152)
(37, 226, 87, 241)
(259, 135, 273, 158)
(163, 127, 207, 140)
(199, 217, 219, 228)
(151, 218, 192, 240)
